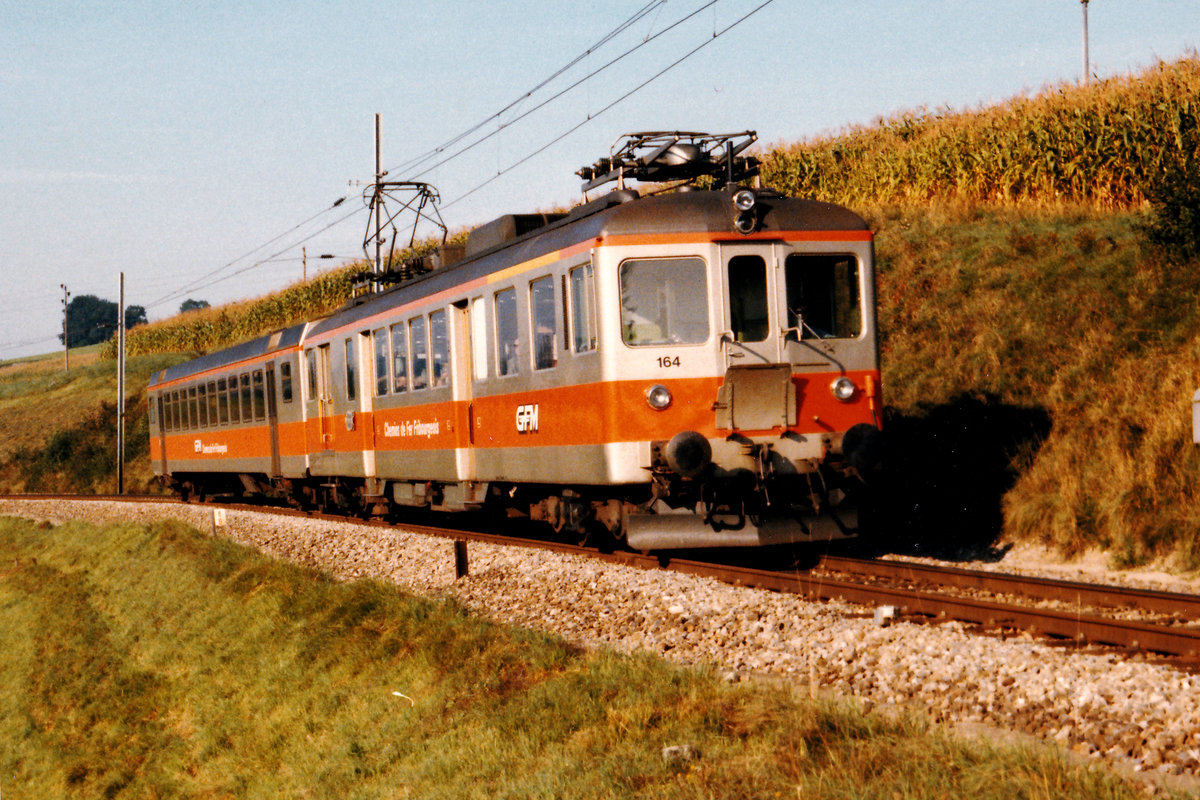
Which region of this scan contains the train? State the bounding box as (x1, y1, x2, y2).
(147, 131, 883, 550)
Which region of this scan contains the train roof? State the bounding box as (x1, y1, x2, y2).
(148, 188, 870, 385)
(303, 188, 869, 339)
(148, 322, 308, 387)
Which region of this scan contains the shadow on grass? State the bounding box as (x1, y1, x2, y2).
(876, 393, 1052, 560)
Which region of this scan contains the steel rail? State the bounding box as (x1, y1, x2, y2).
(654, 559, 1200, 658)
(817, 555, 1200, 619)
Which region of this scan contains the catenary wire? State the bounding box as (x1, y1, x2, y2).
(142, 198, 350, 312)
(138, 6, 672, 311)
(407, 0, 723, 183)
(388, 0, 669, 177)
(137, 1, 767, 312)
(444, 0, 775, 209)
(146, 205, 364, 310)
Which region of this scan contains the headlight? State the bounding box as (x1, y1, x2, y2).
(734, 211, 757, 234)
(732, 189, 757, 211)
(831, 377, 857, 402)
(645, 384, 673, 410)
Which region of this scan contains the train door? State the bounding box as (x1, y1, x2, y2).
(266, 362, 281, 477)
(451, 299, 477, 481)
(355, 330, 376, 478)
(304, 344, 334, 452)
(720, 242, 782, 366)
(156, 394, 168, 476)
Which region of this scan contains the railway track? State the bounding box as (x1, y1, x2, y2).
(6, 493, 1200, 665)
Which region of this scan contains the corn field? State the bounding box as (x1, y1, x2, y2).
(761, 56, 1200, 208)
(110, 233, 470, 359)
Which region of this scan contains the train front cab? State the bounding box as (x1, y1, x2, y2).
(595, 224, 881, 549)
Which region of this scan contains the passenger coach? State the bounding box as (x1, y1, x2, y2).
(148, 131, 882, 549)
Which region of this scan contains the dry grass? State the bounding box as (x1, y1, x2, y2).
(870, 201, 1200, 568)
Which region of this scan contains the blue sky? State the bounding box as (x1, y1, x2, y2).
(2, 1, 1196, 359)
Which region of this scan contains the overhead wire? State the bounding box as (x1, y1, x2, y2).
(139, 0, 770, 314)
(407, 0, 724, 183)
(142, 197, 351, 312)
(138, 6, 672, 311)
(388, 0, 669, 177)
(444, 0, 776, 209)
(146, 204, 363, 310)
(0, 334, 62, 354)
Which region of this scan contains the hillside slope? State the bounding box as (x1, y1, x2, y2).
(0, 350, 186, 493)
(870, 203, 1200, 567)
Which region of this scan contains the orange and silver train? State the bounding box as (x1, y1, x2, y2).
(148, 132, 883, 549)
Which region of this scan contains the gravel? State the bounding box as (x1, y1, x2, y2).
(4, 498, 1200, 791)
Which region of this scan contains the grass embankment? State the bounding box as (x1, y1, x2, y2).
(869, 203, 1200, 567)
(0, 515, 1146, 799)
(0, 350, 187, 493)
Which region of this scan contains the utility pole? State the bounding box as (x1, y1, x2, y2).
(117, 272, 126, 494)
(374, 112, 383, 290)
(303, 246, 307, 282)
(1081, 0, 1091, 85)
(60, 283, 70, 373)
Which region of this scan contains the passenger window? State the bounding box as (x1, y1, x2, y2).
(207, 381, 220, 426)
(344, 338, 357, 401)
(197, 384, 209, 428)
(569, 264, 596, 353)
(373, 328, 389, 396)
(530, 276, 556, 370)
(280, 362, 293, 403)
(390, 323, 408, 393)
(228, 376, 241, 423)
(188, 387, 199, 429)
(619, 257, 709, 346)
(728, 255, 769, 343)
(253, 370, 265, 421)
(410, 317, 428, 390)
(217, 378, 229, 424)
(494, 288, 519, 376)
(240, 374, 252, 421)
(429, 310, 449, 388)
(784, 254, 862, 339)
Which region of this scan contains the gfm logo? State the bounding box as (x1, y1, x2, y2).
(515, 403, 539, 434)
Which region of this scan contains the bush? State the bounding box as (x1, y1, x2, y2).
(1138, 119, 1200, 262)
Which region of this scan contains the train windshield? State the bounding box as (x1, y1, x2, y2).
(620, 257, 709, 346)
(784, 254, 862, 339)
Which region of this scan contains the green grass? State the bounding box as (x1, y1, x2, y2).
(0, 350, 186, 493)
(0, 516, 1149, 799)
